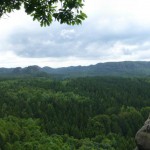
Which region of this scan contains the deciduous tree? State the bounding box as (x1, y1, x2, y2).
(0, 0, 87, 26)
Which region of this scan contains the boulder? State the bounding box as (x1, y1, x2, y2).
(135, 115, 150, 150)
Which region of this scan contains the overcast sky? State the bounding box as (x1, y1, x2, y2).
(1, 0, 150, 68)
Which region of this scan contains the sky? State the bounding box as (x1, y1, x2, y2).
(1, 0, 150, 68)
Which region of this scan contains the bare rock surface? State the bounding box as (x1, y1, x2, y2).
(135, 115, 150, 150)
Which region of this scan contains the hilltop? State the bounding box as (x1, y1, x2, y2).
(1, 61, 150, 78)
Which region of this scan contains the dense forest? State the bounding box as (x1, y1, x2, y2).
(0, 76, 150, 149)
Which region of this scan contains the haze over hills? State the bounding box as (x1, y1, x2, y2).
(1, 61, 150, 77)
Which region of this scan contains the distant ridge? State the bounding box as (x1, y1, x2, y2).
(1, 61, 150, 77)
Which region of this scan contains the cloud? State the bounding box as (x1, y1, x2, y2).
(60, 29, 76, 39)
(1, 0, 150, 67)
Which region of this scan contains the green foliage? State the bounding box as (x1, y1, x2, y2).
(0, 77, 149, 149)
(141, 107, 150, 120)
(0, 0, 87, 26)
(0, 116, 73, 149)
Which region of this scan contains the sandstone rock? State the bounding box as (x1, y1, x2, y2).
(135, 115, 150, 150)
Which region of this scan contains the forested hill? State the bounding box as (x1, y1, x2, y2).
(0, 77, 150, 149)
(1, 61, 150, 77)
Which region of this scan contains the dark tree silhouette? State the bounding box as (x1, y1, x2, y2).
(0, 0, 87, 26)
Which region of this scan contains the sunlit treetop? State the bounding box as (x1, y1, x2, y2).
(0, 0, 87, 26)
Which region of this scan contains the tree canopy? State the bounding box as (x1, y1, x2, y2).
(1, 76, 149, 149)
(0, 0, 87, 26)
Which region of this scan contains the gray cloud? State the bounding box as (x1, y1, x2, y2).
(2, 0, 150, 68)
(2, 10, 150, 61)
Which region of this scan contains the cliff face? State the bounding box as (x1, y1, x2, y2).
(135, 115, 150, 150)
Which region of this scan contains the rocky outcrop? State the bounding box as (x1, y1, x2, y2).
(135, 115, 150, 150)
